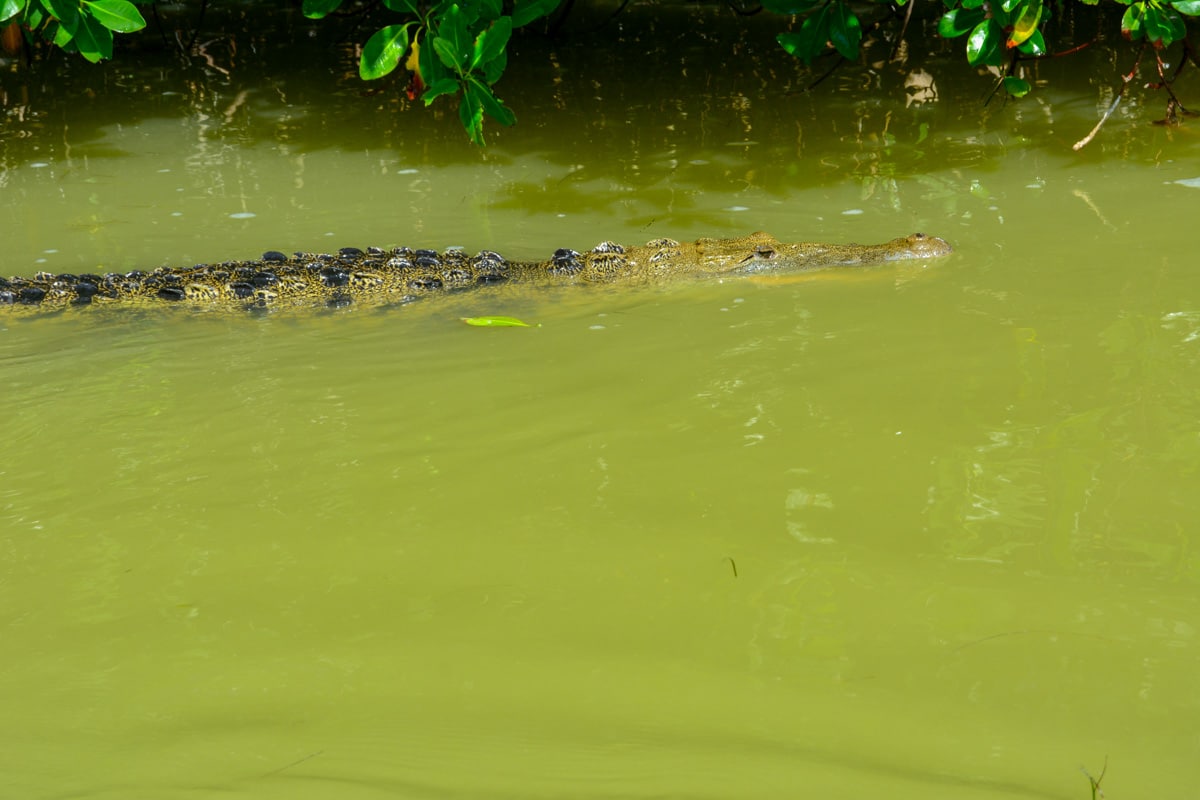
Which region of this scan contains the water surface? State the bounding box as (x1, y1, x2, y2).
(2, 3, 1198, 798)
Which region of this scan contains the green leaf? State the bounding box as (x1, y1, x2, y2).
(777, 31, 805, 57)
(51, 19, 72, 46)
(512, 0, 560, 27)
(471, 15, 511, 71)
(1016, 28, 1045, 55)
(1007, 0, 1041, 47)
(71, 11, 112, 61)
(421, 76, 460, 104)
(777, 5, 830, 65)
(469, 77, 516, 126)
(435, 3, 472, 69)
(1003, 75, 1031, 96)
(462, 315, 538, 327)
(359, 24, 410, 80)
(382, 0, 419, 13)
(1139, 3, 1185, 44)
(1144, 3, 1167, 41)
(301, 0, 342, 19)
(481, 45, 507, 84)
(478, 0, 502, 20)
(1171, 0, 1200, 14)
(455, 2, 479, 27)
(1122, 2, 1144, 39)
(960, 0, 986, 9)
(966, 19, 1002, 65)
(828, 1, 862, 60)
(989, 1, 1013, 26)
(419, 29, 452, 85)
(1161, 6, 1187, 41)
(432, 36, 464, 70)
(43, 0, 78, 30)
(459, 83, 485, 145)
(1, 0, 22, 23)
(25, 0, 42, 26)
(938, 8, 985, 37)
(82, 0, 144, 32)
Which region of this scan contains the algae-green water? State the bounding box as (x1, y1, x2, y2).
(2, 3, 1198, 798)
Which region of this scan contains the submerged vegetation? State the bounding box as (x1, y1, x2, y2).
(1, 0, 1198, 145)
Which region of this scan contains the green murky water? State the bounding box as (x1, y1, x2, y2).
(2, 3, 1198, 798)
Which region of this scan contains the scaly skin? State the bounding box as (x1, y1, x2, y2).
(0, 232, 952, 312)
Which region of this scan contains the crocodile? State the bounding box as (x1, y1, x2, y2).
(0, 232, 952, 312)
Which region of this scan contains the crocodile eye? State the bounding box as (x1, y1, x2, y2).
(754, 246, 777, 259)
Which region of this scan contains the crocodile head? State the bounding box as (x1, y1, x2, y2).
(872, 232, 955, 261)
(689, 231, 953, 275)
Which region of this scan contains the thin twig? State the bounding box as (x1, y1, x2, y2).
(807, 54, 845, 91)
(1152, 52, 1191, 111)
(1073, 43, 1146, 150)
(1079, 756, 1107, 800)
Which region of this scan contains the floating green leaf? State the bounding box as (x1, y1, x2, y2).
(359, 23, 410, 80)
(462, 315, 539, 327)
(0, 0, 19, 23)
